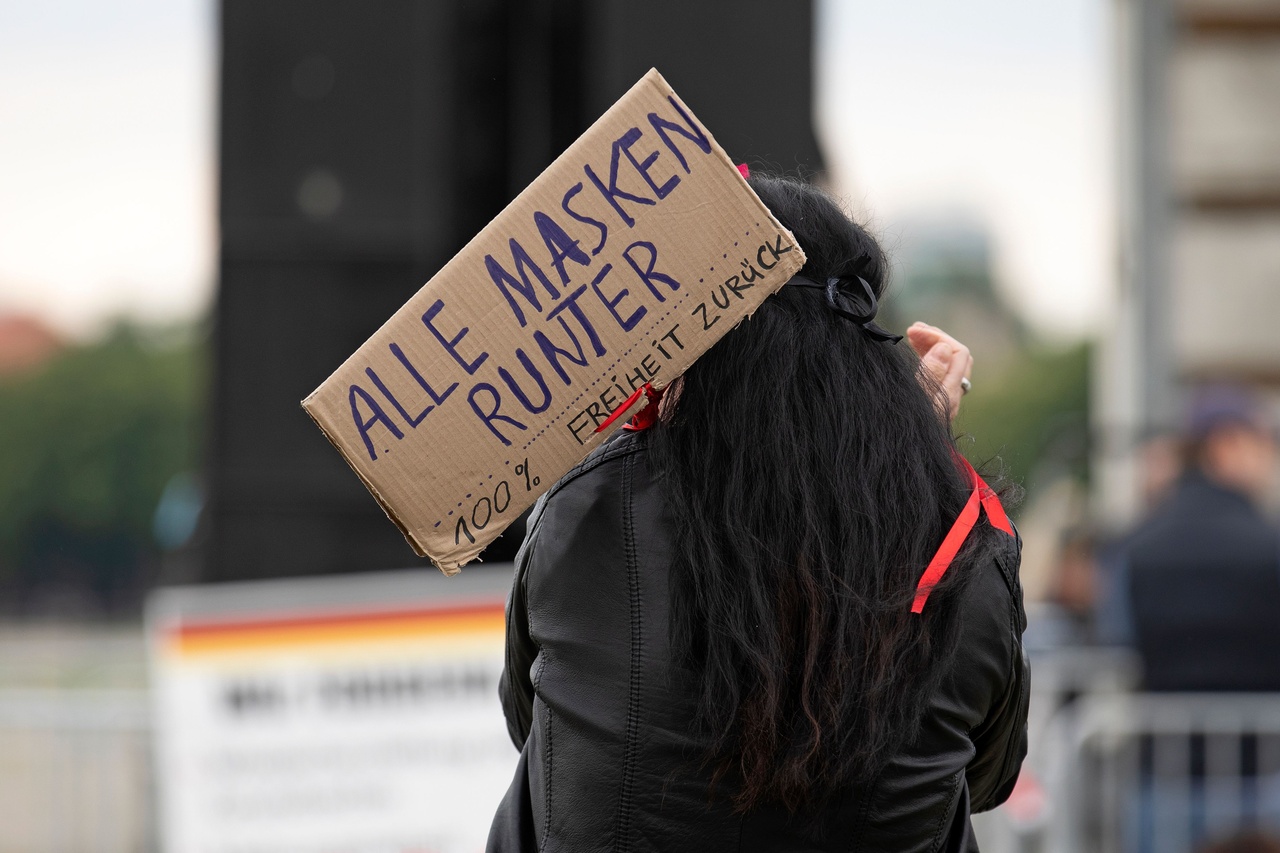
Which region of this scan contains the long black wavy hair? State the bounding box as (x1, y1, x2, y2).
(648, 174, 1004, 813)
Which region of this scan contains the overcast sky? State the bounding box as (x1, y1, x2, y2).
(816, 0, 1111, 339)
(0, 0, 214, 337)
(0, 0, 1109, 340)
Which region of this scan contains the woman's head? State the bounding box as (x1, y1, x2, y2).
(748, 173, 891, 299)
(650, 174, 997, 813)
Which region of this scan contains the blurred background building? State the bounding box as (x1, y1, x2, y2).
(0, 0, 1278, 849)
(1098, 0, 1280, 523)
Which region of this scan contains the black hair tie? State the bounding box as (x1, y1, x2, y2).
(788, 275, 903, 344)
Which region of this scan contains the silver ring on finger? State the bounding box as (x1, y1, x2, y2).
(959, 376, 972, 395)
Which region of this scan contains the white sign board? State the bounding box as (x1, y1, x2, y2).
(147, 568, 518, 853)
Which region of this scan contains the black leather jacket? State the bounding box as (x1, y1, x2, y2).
(489, 432, 1028, 852)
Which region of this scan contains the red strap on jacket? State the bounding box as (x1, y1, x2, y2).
(911, 455, 1014, 614)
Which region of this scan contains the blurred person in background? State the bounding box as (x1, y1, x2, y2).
(1093, 430, 1183, 646)
(1111, 386, 1280, 690)
(1044, 524, 1100, 643)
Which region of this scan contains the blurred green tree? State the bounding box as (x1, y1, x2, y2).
(881, 215, 1092, 507)
(955, 341, 1092, 503)
(0, 323, 206, 615)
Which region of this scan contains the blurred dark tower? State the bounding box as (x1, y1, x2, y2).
(207, 0, 821, 582)
(503, 1, 825, 190)
(208, 0, 514, 581)
(588, 1, 824, 178)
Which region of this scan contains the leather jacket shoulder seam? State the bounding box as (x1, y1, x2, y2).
(613, 451, 644, 849)
(542, 433, 646, 507)
(507, 568, 535, 743)
(533, 652, 553, 846)
(995, 587, 1030, 800)
(990, 537, 1020, 597)
(928, 771, 965, 853)
(992, 537, 1027, 633)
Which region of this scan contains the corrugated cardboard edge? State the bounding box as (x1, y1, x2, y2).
(300, 68, 804, 575)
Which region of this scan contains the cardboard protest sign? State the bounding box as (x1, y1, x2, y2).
(302, 68, 806, 573)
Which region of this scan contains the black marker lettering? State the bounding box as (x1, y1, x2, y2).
(624, 365, 648, 392)
(568, 411, 595, 445)
(726, 273, 754, 299)
(757, 243, 777, 270)
(712, 284, 732, 310)
(693, 302, 719, 331)
(599, 383, 621, 413)
(585, 401, 609, 427)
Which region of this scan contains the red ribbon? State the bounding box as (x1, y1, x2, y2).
(623, 384, 663, 431)
(911, 455, 1013, 614)
(593, 383, 662, 434)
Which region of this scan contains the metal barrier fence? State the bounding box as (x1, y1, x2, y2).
(972, 645, 1141, 853)
(0, 650, 1276, 853)
(0, 689, 152, 853)
(1040, 692, 1280, 853)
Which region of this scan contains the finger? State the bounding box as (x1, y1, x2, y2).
(907, 323, 974, 420)
(919, 341, 954, 386)
(940, 343, 972, 418)
(907, 322, 969, 364)
(906, 322, 943, 359)
(942, 343, 969, 388)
